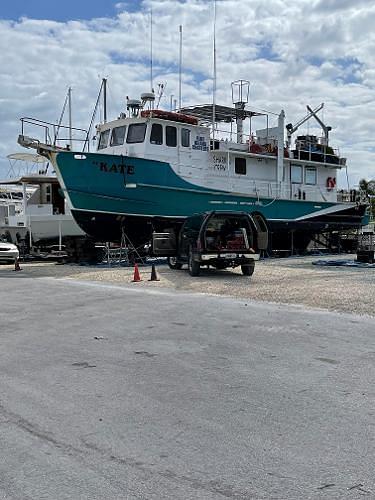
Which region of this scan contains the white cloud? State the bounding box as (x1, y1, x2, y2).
(0, 0, 375, 186)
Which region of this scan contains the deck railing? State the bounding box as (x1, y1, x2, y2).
(210, 128, 344, 166)
(20, 117, 88, 151)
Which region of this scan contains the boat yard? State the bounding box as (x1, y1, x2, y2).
(1, 254, 374, 316)
(2, 67, 374, 500)
(2, 1, 375, 497)
(1, 254, 374, 499)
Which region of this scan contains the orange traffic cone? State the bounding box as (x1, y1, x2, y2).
(14, 258, 22, 271)
(132, 263, 142, 282)
(148, 264, 160, 281)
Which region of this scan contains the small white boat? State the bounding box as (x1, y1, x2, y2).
(0, 153, 85, 247)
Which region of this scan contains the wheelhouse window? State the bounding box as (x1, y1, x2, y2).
(98, 129, 110, 150)
(305, 167, 317, 185)
(110, 125, 126, 147)
(166, 126, 177, 147)
(235, 157, 247, 175)
(181, 128, 190, 147)
(150, 123, 163, 145)
(126, 123, 147, 144)
(291, 164, 303, 183)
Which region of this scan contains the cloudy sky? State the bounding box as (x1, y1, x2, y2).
(1, 0, 374, 186)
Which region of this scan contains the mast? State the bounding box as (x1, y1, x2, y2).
(179, 25, 182, 111)
(212, 0, 217, 142)
(83, 78, 106, 152)
(68, 86, 72, 148)
(54, 88, 70, 145)
(277, 110, 285, 185)
(231, 79, 249, 144)
(103, 78, 107, 123)
(150, 7, 153, 92)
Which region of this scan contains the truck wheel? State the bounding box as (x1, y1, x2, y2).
(167, 256, 182, 270)
(188, 247, 200, 276)
(241, 263, 255, 276)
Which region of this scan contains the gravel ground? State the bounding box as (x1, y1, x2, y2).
(1, 254, 374, 316)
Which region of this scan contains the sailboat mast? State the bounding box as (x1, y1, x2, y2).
(54, 88, 70, 145)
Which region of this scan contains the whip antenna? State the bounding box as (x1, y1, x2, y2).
(212, 0, 217, 141)
(179, 25, 183, 111)
(150, 6, 153, 92)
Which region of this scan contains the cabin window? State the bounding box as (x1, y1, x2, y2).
(45, 184, 51, 203)
(235, 157, 247, 175)
(305, 167, 317, 185)
(126, 123, 147, 144)
(98, 129, 110, 150)
(150, 123, 163, 145)
(110, 126, 126, 147)
(291, 164, 303, 183)
(181, 128, 190, 147)
(166, 126, 177, 147)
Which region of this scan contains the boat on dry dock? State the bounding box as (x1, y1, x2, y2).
(17, 80, 368, 253)
(0, 153, 84, 249)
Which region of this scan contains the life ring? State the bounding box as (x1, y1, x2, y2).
(140, 109, 198, 125)
(326, 177, 336, 191)
(249, 143, 262, 154)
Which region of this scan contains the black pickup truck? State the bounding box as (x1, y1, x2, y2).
(152, 211, 268, 276)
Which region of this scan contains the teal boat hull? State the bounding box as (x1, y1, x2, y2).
(54, 151, 368, 250)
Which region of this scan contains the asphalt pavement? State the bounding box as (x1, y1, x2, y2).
(0, 274, 374, 499)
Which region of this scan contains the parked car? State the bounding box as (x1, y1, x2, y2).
(152, 211, 268, 276)
(0, 239, 19, 262)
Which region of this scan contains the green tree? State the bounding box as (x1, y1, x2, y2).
(359, 178, 375, 220)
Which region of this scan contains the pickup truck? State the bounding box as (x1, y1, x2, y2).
(152, 211, 268, 276)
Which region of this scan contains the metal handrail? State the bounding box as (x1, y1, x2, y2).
(291, 147, 342, 166)
(20, 117, 88, 147)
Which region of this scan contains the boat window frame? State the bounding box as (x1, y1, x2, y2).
(126, 122, 147, 144)
(166, 125, 177, 147)
(291, 164, 303, 184)
(234, 157, 247, 175)
(98, 129, 111, 150)
(110, 125, 127, 147)
(305, 166, 317, 185)
(150, 123, 163, 145)
(181, 127, 191, 148)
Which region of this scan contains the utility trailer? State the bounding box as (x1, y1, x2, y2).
(152, 211, 268, 276)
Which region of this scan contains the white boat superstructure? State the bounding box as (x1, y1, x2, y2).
(93, 82, 344, 203)
(0, 153, 85, 246)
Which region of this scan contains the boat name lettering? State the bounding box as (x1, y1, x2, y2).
(95, 161, 135, 175)
(192, 135, 208, 152)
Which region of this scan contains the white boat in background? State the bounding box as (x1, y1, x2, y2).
(0, 153, 85, 248)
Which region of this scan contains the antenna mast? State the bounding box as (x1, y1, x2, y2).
(54, 87, 70, 145)
(179, 25, 182, 111)
(150, 7, 153, 92)
(68, 87, 72, 148)
(212, 0, 217, 141)
(103, 78, 107, 123)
